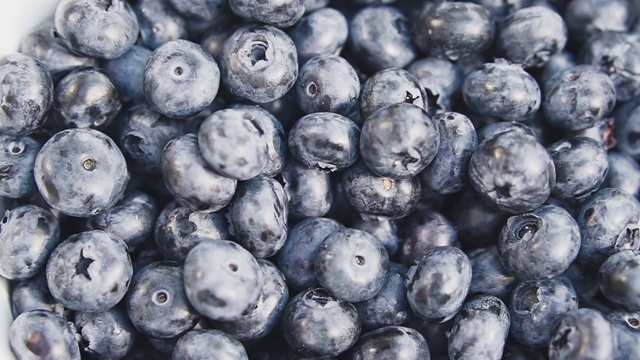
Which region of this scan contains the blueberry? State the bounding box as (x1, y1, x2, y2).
(172, 329, 248, 360)
(607, 309, 640, 360)
(303, 0, 329, 12)
(548, 308, 616, 360)
(34, 128, 129, 217)
(598, 249, 640, 310)
(0, 134, 43, 199)
(144, 40, 220, 119)
(399, 205, 459, 267)
(280, 158, 333, 219)
(564, 0, 632, 42)
(46, 230, 132, 313)
(9, 310, 81, 360)
(133, 0, 187, 50)
(229, 0, 305, 28)
(199, 19, 244, 62)
(183, 240, 263, 321)
(288, 7, 348, 65)
(605, 151, 640, 198)
(614, 99, 640, 161)
(542, 50, 576, 85)
(54, 0, 139, 59)
(471, 0, 533, 20)
(350, 325, 430, 360)
(468, 246, 517, 301)
(406, 57, 463, 113)
(167, 0, 230, 22)
(451, 190, 510, 249)
(220, 24, 298, 104)
(352, 218, 401, 258)
(11, 271, 65, 317)
(75, 305, 137, 359)
(359, 68, 427, 121)
(104, 45, 152, 104)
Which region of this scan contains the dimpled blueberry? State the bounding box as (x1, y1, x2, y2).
(288, 112, 360, 172)
(413, 2, 495, 61)
(172, 329, 248, 360)
(359, 68, 427, 120)
(399, 206, 459, 267)
(607, 309, 640, 360)
(605, 151, 640, 198)
(134, 0, 187, 50)
(351, 325, 430, 360)
(598, 249, 640, 310)
(406, 57, 463, 113)
(0, 53, 53, 136)
(229, 0, 304, 28)
(447, 295, 510, 360)
(548, 308, 616, 360)
(281, 288, 361, 357)
(406, 246, 472, 322)
(468, 246, 517, 301)
(54, 0, 139, 59)
(161, 134, 237, 213)
(468, 129, 555, 214)
(220, 24, 298, 104)
(183, 240, 263, 321)
(281, 158, 333, 219)
(167, 0, 230, 21)
(0, 134, 42, 199)
(34, 128, 129, 218)
(104, 45, 152, 104)
(463, 59, 541, 121)
(75, 305, 137, 359)
(9, 310, 81, 360)
(11, 271, 65, 317)
(352, 218, 401, 258)
(198, 108, 268, 180)
(288, 7, 348, 65)
(144, 40, 220, 119)
(46, 230, 132, 313)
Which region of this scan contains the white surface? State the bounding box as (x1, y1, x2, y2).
(0, 1, 59, 358)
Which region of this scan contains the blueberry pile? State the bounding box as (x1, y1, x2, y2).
(3, 0, 640, 359)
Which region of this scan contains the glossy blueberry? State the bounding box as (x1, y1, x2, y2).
(406, 246, 472, 322)
(172, 329, 248, 360)
(399, 205, 459, 267)
(229, 176, 288, 258)
(183, 240, 263, 321)
(468, 129, 555, 214)
(348, 6, 416, 72)
(34, 128, 129, 217)
(607, 309, 640, 360)
(75, 305, 137, 359)
(598, 249, 640, 310)
(406, 57, 463, 113)
(447, 295, 510, 360)
(351, 326, 430, 360)
(53, 67, 122, 130)
(9, 310, 81, 360)
(134, 0, 187, 50)
(167, 0, 230, 21)
(463, 59, 541, 121)
(359, 68, 427, 121)
(0, 134, 43, 199)
(281, 288, 361, 357)
(281, 158, 333, 219)
(161, 133, 237, 212)
(352, 218, 401, 258)
(0, 205, 60, 280)
(11, 271, 65, 317)
(413, 2, 495, 61)
(54, 0, 139, 59)
(277, 217, 343, 290)
(46, 230, 132, 312)
(144, 40, 220, 119)
(548, 308, 616, 360)
(468, 246, 517, 301)
(0, 53, 53, 136)
(605, 151, 640, 198)
(229, 0, 304, 28)
(288, 112, 360, 172)
(564, 0, 632, 42)
(451, 191, 509, 249)
(215, 260, 289, 341)
(104, 45, 152, 104)
(288, 7, 348, 65)
(220, 24, 298, 104)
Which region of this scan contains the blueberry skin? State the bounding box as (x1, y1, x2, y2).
(46, 230, 133, 313)
(104, 45, 152, 104)
(470, 0, 533, 21)
(0, 134, 43, 199)
(75, 305, 137, 359)
(496, 6, 567, 68)
(548, 308, 616, 360)
(421, 112, 477, 194)
(548, 136, 609, 199)
(607, 309, 640, 360)
(215, 259, 289, 341)
(315, 228, 390, 302)
(352, 218, 401, 258)
(161, 133, 237, 213)
(406, 246, 472, 322)
(413, 2, 495, 61)
(288, 7, 349, 65)
(116, 102, 186, 175)
(229, 0, 304, 28)
(281, 158, 333, 219)
(543, 65, 616, 131)
(167, 0, 230, 21)
(198, 108, 270, 181)
(542, 50, 576, 85)
(220, 24, 298, 104)
(144, 40, 220, 119)
(468, 246, 517, 301)
(468, 129, 556, 214)
(277, 217, 344, 290)
(509, 276, 579, 347)
(406, 57, 463, 113)
(348, 6, 417, 73)
(9, 310, 81, 360)
(475, 120, 537, 144)
(399, 205, 459, 267)
(351, 325, 430, 360)
(463, 59, 541, 121)
(447, 295, 510, 360)
(281, 288, 361, 357)
(11, 271, 65, 317)
(354, 262, 411, 330)
(598, 249, 640, 310)
(229, 176, 288, 258)
(53, 67, 122, 130)
(577, 188, 640, 267)
(615, 100, 640, 161)
(54, 0, 139, 59)
(359, 68, 428, 121)
(289, 112, 360, 172)
(172, 329, 248, 360)
(199, 19, 244, 62)
(34, 128, 129, 218)
(498, 204, 581, 280)
(0, 205, 60, 281)
(134, 0, 187, 50)
(605, 151, 640, 198)
(452, 191, 510, 249)
(303, 0, 328, 12)
(342, 161, 421, 221)
(183, 240, 264, 321)
(0, 54, 53, 136)
(564, 0, 632, 43)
